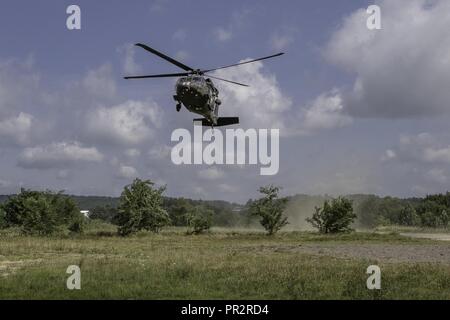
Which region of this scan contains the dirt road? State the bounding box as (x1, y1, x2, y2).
(293, 243, 450, 264)
(400, 233, 450, 241)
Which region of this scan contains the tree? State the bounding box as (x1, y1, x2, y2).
(398, 205, 421, 226)
(186, 206, 213, 235)
(417, 200, 447, 228)
(250, 185, 289, 235)
(116, 179, 170, 236)
(307, 197, 356, 234)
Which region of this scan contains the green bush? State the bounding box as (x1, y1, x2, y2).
(21, 194, 58, 235)
(0, 189, 83, 235)
(250, 185, 289, 235)
(116, 179, 170, 236)
(186, 206, 213, 235)
(307, 197, 356, 234)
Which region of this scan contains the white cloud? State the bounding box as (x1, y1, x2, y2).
(0, 178, 11, 188)
(175, 50, 189, 61)
(395, 133, 450, 165)
(57, 169, 70, 180)
(85, 100, 162, 146)
(198, 167, 224, 180)
(149, 0, 168, 13)
(118, 44, 142, 75)
(116, 165, 139, 180)
(212, 10, 251, 43)
(298, 90, 352, 134)
(270, 34, 294, 51)
(381, 149, 397, 162)
(173, 29, 187, 41)
(269, 27, 297, 51)
(82, 64, 117, 99)
(423, 147, 450, 164)
(125, 148, 141, 158)
(213, 27, 233, 42)
(386, 133, 450, 188)
(0, 57, 40, 117)
(18, 141, 103, 169)
(426, 168, 448, 184)
(213, 59, 350, 136)
(324, 0, 450, 118)
(148, 145, 171, 160)
(0, 112, 34, 146)
(213, 60, 291, 130)
(218, 183, 236, 193)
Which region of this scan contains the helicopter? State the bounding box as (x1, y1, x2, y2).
(124, 43, 284, 127)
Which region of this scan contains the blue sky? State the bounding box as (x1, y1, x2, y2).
(1, 0, 450, 202)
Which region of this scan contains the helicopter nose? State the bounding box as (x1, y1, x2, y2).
(179, 82, 197, 96)
(179, 84, 191, 95)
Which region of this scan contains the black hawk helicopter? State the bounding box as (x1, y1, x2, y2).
(124, 43, 284, 127)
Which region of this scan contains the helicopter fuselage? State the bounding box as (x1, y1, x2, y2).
(174, 76, 220, 125)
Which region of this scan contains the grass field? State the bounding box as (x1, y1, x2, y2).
(0, 224, 449, 300)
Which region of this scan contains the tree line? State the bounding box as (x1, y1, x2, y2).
(1, 180, 449, 236)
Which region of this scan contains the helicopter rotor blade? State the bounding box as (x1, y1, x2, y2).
(207, 75, 249, 87)
(135, 43, 195, 72)
(202, 52, 284, 73)
(124, 72, 190, 80)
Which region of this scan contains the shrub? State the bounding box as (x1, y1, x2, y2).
(116, 179, 170, 236)
(186, 206, 213, 235)
(0, 189, 82, 235)
(307, 197, 356, 234)
(21, 194, 58, 235)
(250, 185, 289, 235)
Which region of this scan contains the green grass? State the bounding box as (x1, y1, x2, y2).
(0, 226, 448, 300)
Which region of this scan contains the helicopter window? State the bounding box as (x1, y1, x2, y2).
(192, 76, 205, 83)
